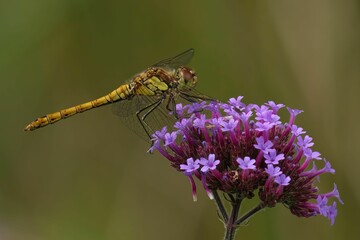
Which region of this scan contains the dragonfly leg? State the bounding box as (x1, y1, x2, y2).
(136, 98, 164, 139)
(165, 95, 178, 119)
(179, 94, 197, 103)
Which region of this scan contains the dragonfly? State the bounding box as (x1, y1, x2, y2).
(24, 48, 211, 140)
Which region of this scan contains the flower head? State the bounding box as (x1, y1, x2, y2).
(150, 96, 342, 225)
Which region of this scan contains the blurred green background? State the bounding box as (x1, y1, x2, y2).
(0, 0, 358, 239)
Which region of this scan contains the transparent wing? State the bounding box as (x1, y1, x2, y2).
(111, 95, 177, 142)
(152, 48, 195, 70)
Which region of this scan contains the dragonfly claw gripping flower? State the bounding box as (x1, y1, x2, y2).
(150, 96, 343, 235)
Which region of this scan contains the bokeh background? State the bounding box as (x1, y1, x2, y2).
(0, 0, 359, 239)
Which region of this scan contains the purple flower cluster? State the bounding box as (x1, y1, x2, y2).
(149, 96, 343, 225)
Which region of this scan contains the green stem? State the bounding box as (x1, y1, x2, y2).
(213, 190, 228, 222)
(224, 197, 242, 240)
(214, 193, 264, 240)
(235, 203, 264, 225)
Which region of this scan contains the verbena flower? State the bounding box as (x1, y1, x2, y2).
(150, 96, 343, 227)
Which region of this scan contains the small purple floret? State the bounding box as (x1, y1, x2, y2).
(199, 154, 220, 173)
(254, 136, 273, 154)
(164, 132, 178, 146)
(266, 101, 285, 113)
(291, 125, 306, 136)
(265, 164, 282, 177)
(264, 149, 285, 165)
(228, 96, 244, 108)
(275, 174, 291, 186)
(327, 202, 338, 225)
(237, 156, 256, 170)
(297, 135, 314, 149)
(180, 158, 200, 174)
(220, 118, 239, 132)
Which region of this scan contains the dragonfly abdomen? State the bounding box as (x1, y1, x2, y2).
(24, 84, 133, 131)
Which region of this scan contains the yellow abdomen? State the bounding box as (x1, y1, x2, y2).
(24, 84, 132, 131)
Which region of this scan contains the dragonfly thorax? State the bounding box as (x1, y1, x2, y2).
(175, 66, 197, 92)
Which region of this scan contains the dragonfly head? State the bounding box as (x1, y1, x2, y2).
(175, 66, 197, 91)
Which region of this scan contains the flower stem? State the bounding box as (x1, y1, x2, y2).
(214, 194, 264, 240)
(224, 196, 242, 240)
(212, 190, 228, 222)
(235, 203, 264, 225)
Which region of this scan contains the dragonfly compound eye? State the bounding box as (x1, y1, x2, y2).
(177, 67, 197, 90)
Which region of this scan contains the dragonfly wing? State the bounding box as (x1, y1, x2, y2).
(152, 48, 195, 70)
(111, 95, 177, 142)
